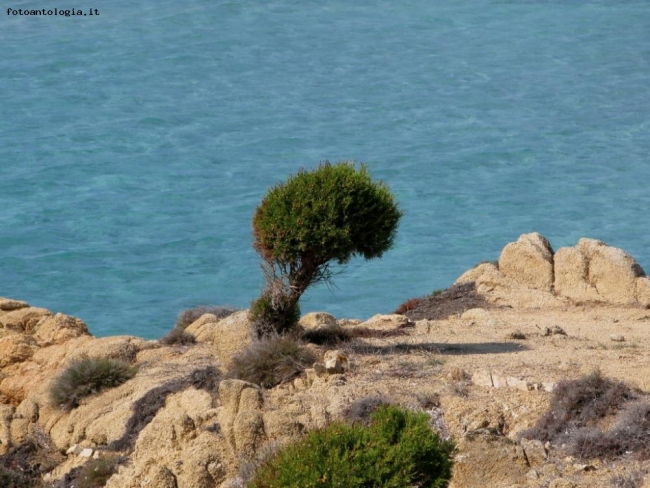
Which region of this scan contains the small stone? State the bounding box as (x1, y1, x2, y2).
(79, 448, 94, 458)
(66, 444, 82, 455)
(609, 334, 625, 342)
(325, 358, 344, 374)
(521, 438, 547, 467)
(506, 376, 531, 391)
(323, 350, 348, 365)
(472, 370, 493, 388)
(542, 382, 556, 392)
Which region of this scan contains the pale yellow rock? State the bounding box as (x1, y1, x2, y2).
(73, 336, 146, 362)
(0, 298, 29, 311)
(636, 276, 650, 306)
(577, 238, 643, 304)
(361, 314, 412, 330)
(499, 233, 555, 292)
(0, 332, 36, 367)
(211, 311, 252, 364)
(0, 307, 52, 331)
(184, 313, 220, 343)
(299, 312, 337, 330)
(32, 313, 89, 346)
(554, 246, 600, 302)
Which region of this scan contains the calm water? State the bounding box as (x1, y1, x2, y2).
(2, 1, 649, 338)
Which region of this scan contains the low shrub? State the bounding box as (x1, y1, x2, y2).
(250, 294, 301, 338)
(248, 404, 455, 488)
(394, 297, 424, 315)
(609, 469, 647, 488)
(300, 325, 352, 345)
(519, 370, 637, 443)
(175, 305, 238, 330)
(74, 454, 124, 488)
(0, 467, 35, 488)
(227, 336, 316, 388)
(50, 355, 138, 411)
(159, 326, 196, 346)
(569, 400, 650, 460)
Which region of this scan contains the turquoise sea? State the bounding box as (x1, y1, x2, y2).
(2, 1, 649, 338)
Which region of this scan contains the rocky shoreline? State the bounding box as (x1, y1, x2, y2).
(1, 233, 650, 487)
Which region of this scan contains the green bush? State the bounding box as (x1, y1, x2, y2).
(226, 336, 316, 389)
(50, 355, 138, 411)
(252, 162, 401, 335)
(248, 405, 454, 488)
(250, 293, 301, 338)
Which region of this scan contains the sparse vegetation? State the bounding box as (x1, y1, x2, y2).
(251, 162, 401, 336)
(609, 468, 647, 488)
(161, 305, 238, 345)
(520, 370, 650, 461)
(159, 326, 196, 345)
(74, 454, 124, 488)
(300, 325, 409, 346)
(50, 355, 138, 411)
(227, 336, 316, 388)
(175, 305, 238, 329)
(300, 325, 352, 345)
(248, 405, 455, 488)
(394, 297, 424, 315)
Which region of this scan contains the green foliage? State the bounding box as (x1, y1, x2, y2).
(250, 294, 301, 337)
(248, 405, 455, 488)
(226, 336, 316, 389)
(253, 162, 401, 265)
(252, 162, 401, 335)
(50, 355, 138, 411)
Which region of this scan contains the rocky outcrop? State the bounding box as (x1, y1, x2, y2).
(299, 312, 337, 330)
(456, 234, 650, 308)
(185, 310, 252, 365)
(499, 233, 555, 293)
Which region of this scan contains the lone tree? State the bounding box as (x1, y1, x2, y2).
(251, 162, 402, 336)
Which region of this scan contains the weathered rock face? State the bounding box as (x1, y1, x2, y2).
(299, 312, 337, 330)
(457, 234, 650, 308)
(499, 233, 555, 293)
(555, 238, 647, 305)
(186, 310, 252, 365)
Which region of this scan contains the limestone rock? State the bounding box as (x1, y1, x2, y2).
(184, 313, 220, 343)
(0, 332, 36, 367)
(218, 379, 265, 460)
(361, 314, 413, 330)
(325, 358, 344, 374)
(0, 298, 29, 311)
(636, 276, 650, 307)
(520, 438, 547, 466)
(32, 313, 90, 347)
(554, 246, 601, 302)
(300, 312, 337, 330)
(499, 233, 555, 292)
(211, 311, 252, 364)
(576, 238, 644, 304)
(0, 307, 52, 331)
